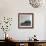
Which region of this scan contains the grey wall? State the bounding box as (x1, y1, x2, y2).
(0, 0, 46, 40)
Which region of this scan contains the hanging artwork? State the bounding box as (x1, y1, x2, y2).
(29, 0, 44, 8)
(18, 13, 34, 29)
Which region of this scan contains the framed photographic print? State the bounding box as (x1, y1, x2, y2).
(18, 13, 34, 29)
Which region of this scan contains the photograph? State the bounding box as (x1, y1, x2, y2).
(18, 13, 34, 29)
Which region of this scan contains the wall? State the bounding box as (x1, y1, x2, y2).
(0, 0, 46, 40)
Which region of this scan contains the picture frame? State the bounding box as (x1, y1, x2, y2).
(18, 13, 34, 29)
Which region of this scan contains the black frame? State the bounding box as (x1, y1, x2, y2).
(18, 13, 34, 29)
